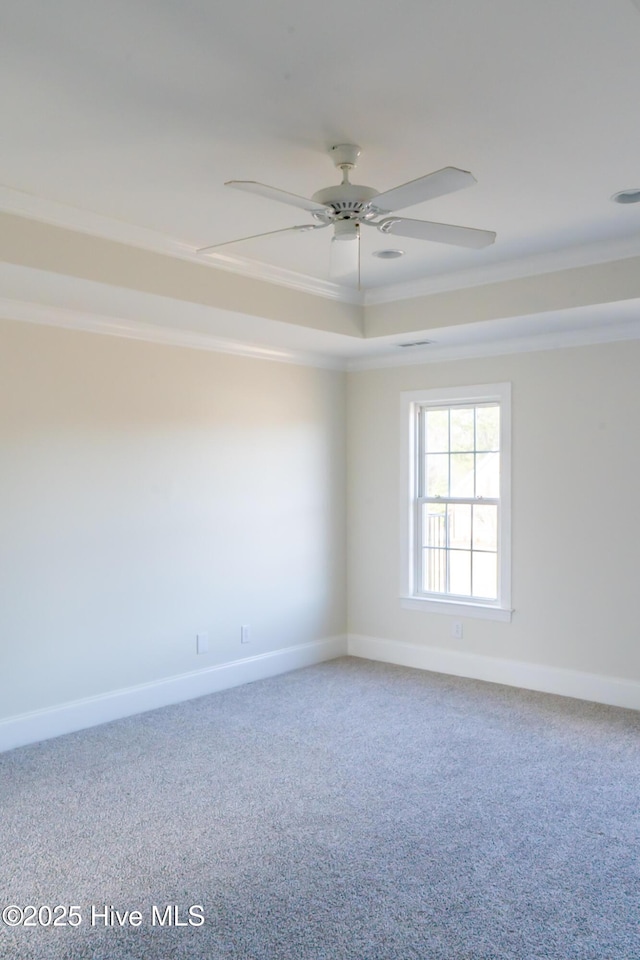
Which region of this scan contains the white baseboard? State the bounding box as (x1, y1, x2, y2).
(0, 635, 348, 754)
(347, 634, 640, 711)
(6, 633, 634, 755)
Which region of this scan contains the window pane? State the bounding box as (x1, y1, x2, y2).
(472, 551, 498, 600)
(476, 405, 500, 452)
(450, 407, 474, 452)
(422, 504, 446, 548)
(423, 548, 447, 593)
(450, 453, 474, 497)
(449, 550, 471, 596)
(409, 387, 508, 608)
(448, 503, 471, 550)
(472, 504, 497, 552)
(475, 452, 500, 498)
(425, 408, 449, 453)
(426, 453, 449, 497)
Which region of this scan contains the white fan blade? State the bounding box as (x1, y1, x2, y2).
(371, 167, 477, 214)
(197, 222, 328, 254)
(226, 180, 333, 216)
(376, 216, 496, 249)
(329, 233, 360, 286)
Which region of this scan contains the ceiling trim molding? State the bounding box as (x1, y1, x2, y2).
(4, 183, 640, 311)
(348, 317, 640, 371)
(363, 234, 640, 305)
(0, 184, 359, 305)
(0, 298, 345, 371)
(3, 297, 640, 375)
(0, 183, 197, 260)
(198, 249, 361, 304)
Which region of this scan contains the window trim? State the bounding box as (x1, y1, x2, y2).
(400, 382, 512, 622)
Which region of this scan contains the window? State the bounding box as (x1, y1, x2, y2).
(400, 383, 512, 621)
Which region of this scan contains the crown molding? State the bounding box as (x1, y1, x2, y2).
(347, 316, 640, 371)
(0, 298, 346, 371)
(0, 183, 197, 259)
(363, 234, 640, 305)
(4, 183, 640, 311)
(0, 184, 360, 305)
(4, 296, 640, 375)
(199, 248, 362, 304)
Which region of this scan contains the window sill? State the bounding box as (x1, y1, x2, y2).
(400, 597, 513, 622)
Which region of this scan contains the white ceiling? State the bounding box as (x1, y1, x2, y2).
(2, 0, 640, 363)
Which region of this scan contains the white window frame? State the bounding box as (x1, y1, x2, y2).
(400, 382, 512, 622)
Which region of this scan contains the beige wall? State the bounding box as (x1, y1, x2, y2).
(347, 339, 640, 682)
(2, 313, 639, 728)
(0, 318, 346, 719)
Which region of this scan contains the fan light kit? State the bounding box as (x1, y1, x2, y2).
(197, 144, 496, 284)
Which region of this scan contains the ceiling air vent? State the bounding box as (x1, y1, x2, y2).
(398, 340, 434, 348)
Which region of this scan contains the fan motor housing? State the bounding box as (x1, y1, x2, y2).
(311, 183, 378, 220)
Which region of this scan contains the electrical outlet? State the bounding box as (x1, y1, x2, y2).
(452, 621, 463, 640)
(196, 632, 209, 654)
(241, 624, 250, 644)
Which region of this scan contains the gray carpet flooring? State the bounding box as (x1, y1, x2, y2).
(1, 656, 639, 960)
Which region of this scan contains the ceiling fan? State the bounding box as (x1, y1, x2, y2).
(197, 144, 496, 284)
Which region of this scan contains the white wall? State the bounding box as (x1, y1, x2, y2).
(347, 339, 640, 695)
(0, 318, 346, 723)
